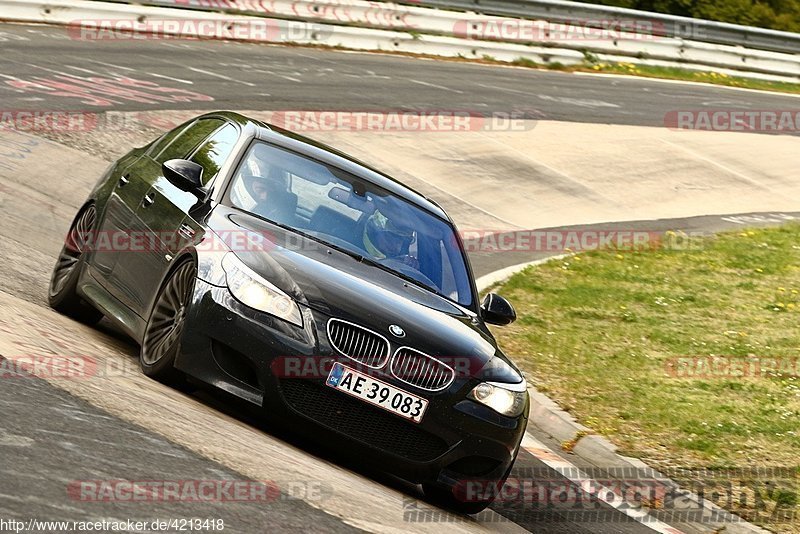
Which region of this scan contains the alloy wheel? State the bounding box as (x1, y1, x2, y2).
(141, 261, 196, 366)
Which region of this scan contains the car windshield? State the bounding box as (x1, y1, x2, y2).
(228, 141, 474, 307)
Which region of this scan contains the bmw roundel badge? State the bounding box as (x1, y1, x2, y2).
(389, 324, 405, 338)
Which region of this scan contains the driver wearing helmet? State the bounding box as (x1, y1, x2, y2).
(363, 210, 419, 269)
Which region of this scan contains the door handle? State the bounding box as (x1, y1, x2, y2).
(142, 193, 155, 207)
(118, 175, 130, 187)
(178, 223, 195, 239)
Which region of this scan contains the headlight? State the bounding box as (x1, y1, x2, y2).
(468, 380, 527, 417)
(221, 253, 302, 327)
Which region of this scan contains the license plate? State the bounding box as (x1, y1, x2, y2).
(326, 362, 428, 423)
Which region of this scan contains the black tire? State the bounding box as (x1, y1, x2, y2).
(140, 259, 197, 384)
(48, 204, 103, 324)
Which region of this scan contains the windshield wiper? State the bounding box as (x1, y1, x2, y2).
(354, 255, 452, 302)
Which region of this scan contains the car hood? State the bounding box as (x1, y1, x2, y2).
(208, 207, 505, 376)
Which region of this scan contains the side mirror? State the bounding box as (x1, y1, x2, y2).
(163, 159, 205, 198)
(481, 293, 516, 326)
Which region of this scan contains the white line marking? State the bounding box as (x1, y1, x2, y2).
(84, 59, 135, 71)
(409, 79, 464, 94)
(252, 69, 301, 83)
(146, 72, 194, 85)
(65, 65, 102, 75)
(0, 72, 53, 91)
(188, 67, 255, 86)
(22, 63, 64, 75)
(538, 94, 620, 108)
(24, 66, 118, 86)
(289, 50, 335, 64)
(341, 70, 391, 80)
(23, 28, 67, 40)
(217, 62, 254, 69)
(475, 82, 530, 96)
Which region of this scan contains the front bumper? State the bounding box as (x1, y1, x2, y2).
(177, 279, 529, 485)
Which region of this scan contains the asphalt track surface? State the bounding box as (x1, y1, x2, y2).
(0, 21, 798, 534)
(1, 23, 799, 126)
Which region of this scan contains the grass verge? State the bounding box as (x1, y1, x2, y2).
(508, 57, 800, 95)
(581, 61, 800, 95)
(494, 225, 800, 531)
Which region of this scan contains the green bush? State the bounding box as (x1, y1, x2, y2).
(576, 0, 800, 32)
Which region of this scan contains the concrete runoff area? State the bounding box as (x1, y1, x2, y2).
(299, 120, 800, 232)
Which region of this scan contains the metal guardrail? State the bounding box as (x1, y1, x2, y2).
(88, 0, 799, 80)
(95, 0, 800, 56)
(9, 0, 800, 81)
(391, 0, 800, 54)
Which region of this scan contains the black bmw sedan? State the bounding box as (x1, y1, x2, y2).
(49, 111, 528, 513)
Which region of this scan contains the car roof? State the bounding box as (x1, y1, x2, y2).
(201, 111, 450, 222)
